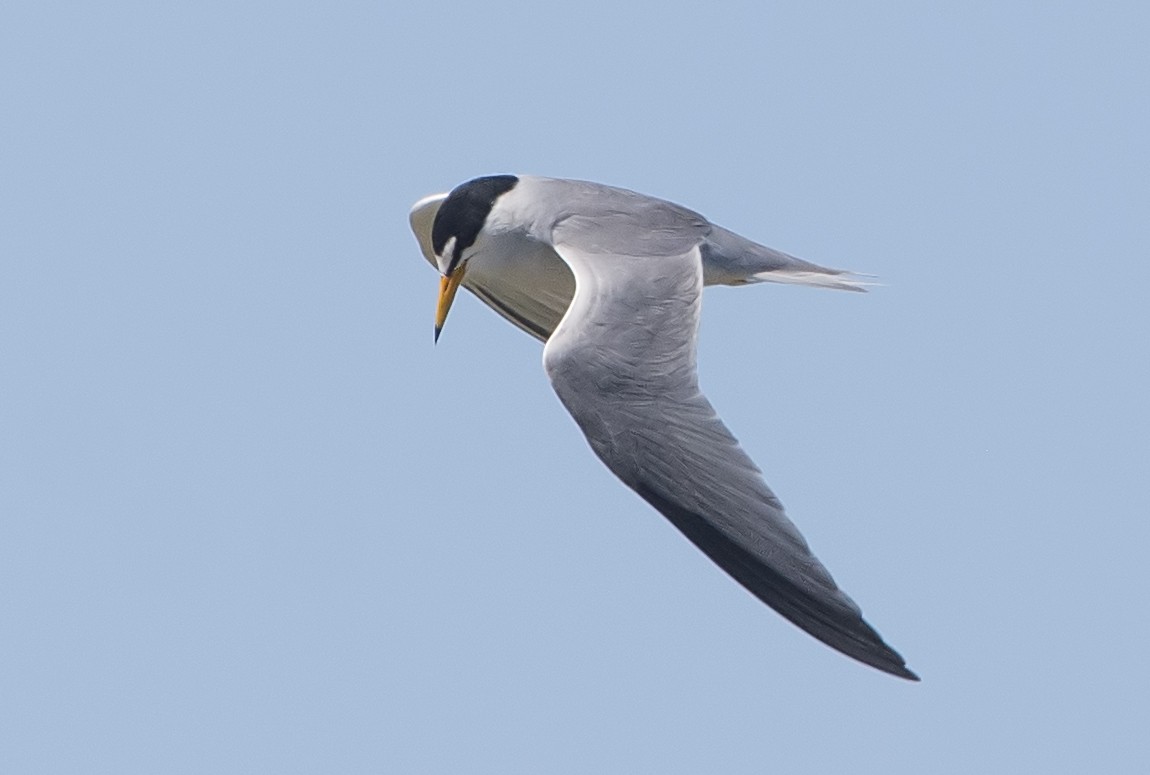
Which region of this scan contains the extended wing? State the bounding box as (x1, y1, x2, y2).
(541, 232, 915, 679)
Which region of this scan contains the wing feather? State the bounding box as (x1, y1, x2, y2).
(543, 240, 916, 680)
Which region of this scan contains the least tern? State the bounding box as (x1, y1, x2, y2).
(410, 175, 917, 680)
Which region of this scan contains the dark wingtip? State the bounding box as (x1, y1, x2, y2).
(888, 663, 920, 682)
(835, 635, 920, 681)
(860, 630, 920, 681)
(633, 480, 920, 682)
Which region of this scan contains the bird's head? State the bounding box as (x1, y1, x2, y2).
(431, 174, 520, 342)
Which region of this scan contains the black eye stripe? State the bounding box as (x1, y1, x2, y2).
(431, 175, 519, 271)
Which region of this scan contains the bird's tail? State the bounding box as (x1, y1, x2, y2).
(701, 225, 875, 292)
(749, 268, 875, 292)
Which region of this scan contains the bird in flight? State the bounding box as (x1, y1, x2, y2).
(410, 175, 917, 680)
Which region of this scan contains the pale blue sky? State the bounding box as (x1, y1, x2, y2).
(3, 2, 1148, 773)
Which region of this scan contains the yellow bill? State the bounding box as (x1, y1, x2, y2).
(434, 263, 467, 343)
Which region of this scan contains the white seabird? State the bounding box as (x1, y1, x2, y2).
(410, 175, 917, 680)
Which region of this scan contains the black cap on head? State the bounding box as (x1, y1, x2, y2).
(431, 175, 519, 274)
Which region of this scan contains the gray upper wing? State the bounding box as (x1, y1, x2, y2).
(542, 239, 916, 680)
(532, 176, 712, 258)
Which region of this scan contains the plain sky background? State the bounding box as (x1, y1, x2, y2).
(3, 2, 1148, 772)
